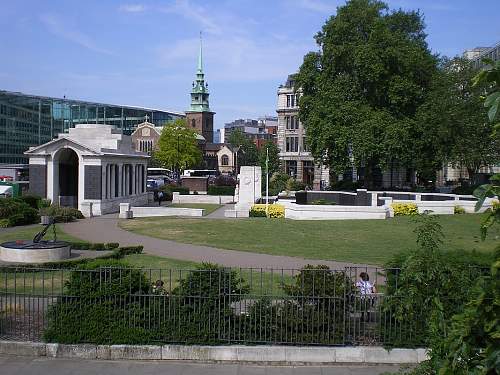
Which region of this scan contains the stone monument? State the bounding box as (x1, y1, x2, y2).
(225, 166, 261, 218)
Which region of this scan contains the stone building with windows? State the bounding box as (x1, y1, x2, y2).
(130, 119, 162, 154)
(25, 124, 149, 217)
(277, 75, 329, 189)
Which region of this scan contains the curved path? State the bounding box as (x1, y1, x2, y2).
(62, 215, 379, 271)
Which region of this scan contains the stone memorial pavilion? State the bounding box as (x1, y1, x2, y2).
(25, 124, 149, 217)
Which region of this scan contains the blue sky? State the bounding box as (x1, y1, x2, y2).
(1, 0, 498, 129)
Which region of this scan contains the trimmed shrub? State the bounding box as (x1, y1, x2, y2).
(160, 184, 189, 195)
(105, 243, 120, 250)
(249, 204, 285, 218)
(115, 246, 143, 256)
(0, 219, 10, 228)
(391, 202, 418, 216)
(286, 178, 306, 191)
(454, 205, 466, 214)
(0, 198, 39, 227)
(207, 185, 235, 196)
(39, 205, 84, 223)
(89, 243, 105, 251)
(15, 195, 41, 209)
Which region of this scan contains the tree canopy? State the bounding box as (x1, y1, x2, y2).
(227, 129, 258, 170)
(153, 119, 202, 171)
(415, 57, 499, 184)
(295, 0, 437, 188)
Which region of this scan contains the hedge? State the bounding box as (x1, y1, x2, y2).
(207, 185, 235, 196)
(160, 184, 189, 195)
(39, 205, 84, 223)
(249, 204, 285, 218)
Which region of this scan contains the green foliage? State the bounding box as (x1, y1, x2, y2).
(207, 185, 235, 196)
(69, 242, 119, 250)
(433, 248, 500, 374)
(286, 178, 306, 191)
(453, 206, 466, 215)
(15, 195, 41, 209)
(383, 215, 486, 347)
(244, 265, 354, 344)
(311, 199, 333, 205)
(259, 141, 281, 191)
(153, 118, 202, 171)
(473, 58, 500, 125)
(0, 198, 39, 227)
(329, 179, 361, 192)
(295, 0, 437, 188)
(415, 57, 498, 185)
(473, 174, 500, 239)
(228, 129, 258, 168)
(160, 184, 189, 195)
(267, 172, 290, 195)
(391, 203, 419, 216)
(39, 205, 84, 223)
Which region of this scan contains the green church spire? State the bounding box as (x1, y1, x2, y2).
(189, 32, 211, 112)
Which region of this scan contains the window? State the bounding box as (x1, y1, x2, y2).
(286, 94, 299, 108)
(191, 119, 196, 128)
(286, 136, 299, 152)
(221, 155, 229, 166)
(302, 137, 309, 152)
(285, 160, 297, 178)
(285, 116, 299, 130)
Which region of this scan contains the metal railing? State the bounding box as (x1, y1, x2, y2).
(0, 265, 485, 346)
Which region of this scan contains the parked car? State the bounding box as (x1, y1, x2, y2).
(146, 179, 159, 191)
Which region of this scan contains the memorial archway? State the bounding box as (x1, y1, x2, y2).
(53, 148, 79, 207)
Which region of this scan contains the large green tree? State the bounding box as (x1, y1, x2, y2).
(415, 57, 499, 184)
(153, 119, 202, 171)
(227, 129, 258, 171)
(295, 0, 437, 188)
(258, 141, 281, 176)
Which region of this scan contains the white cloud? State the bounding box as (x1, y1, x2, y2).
(119, 4, 146, 13)
(40, 13, 113, 55)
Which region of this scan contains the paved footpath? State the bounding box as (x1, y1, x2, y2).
(61, 215, 378, 270)
(0, 355, 402, 374)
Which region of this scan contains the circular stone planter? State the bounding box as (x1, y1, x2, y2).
(0, 241, 71, 263)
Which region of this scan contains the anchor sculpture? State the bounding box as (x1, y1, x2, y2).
(33, 216, 57, 243)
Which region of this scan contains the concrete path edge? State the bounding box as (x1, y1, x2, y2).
(0, 341, 429, 364)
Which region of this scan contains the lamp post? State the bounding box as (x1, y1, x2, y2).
(265, 146, 269, 215)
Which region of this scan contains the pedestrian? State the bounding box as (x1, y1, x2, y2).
(158, 190, 164, 206)
(356, 272, 377, 322)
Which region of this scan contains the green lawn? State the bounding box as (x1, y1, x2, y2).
(167, 203, 222, 216)
(119, 214, 500, 265)
(0, 225, 80, 243)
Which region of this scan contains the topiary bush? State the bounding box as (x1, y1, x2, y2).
(454, 205, 466, 214)
(391, 202, 419, 216)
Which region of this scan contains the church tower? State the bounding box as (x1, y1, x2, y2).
(185, 34, 215, 142)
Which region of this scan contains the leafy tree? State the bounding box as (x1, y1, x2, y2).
(259, 141, 281, 192)
(227, 129, 258, 170)
(416, 57, 499, 184)
(295, 0, 437, 188)
(153, 119, 202, 171)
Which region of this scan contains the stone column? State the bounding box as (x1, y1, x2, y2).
(101, 163, 107, 200)
(118, 164, 123, 197)
(131, 164, 136, 195)
(110, 164, 115, 198)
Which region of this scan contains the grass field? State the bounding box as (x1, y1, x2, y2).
(0, 225, 80, 244)
(119, 214, 499, 265)
(167, 203, 222, 216)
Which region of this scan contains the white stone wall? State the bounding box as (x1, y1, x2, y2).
(172, 192, 234, 204)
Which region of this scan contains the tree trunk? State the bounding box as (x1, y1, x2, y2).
(467, 167, 477, 186)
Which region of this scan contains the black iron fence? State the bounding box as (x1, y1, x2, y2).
(0, 265, 482, 346)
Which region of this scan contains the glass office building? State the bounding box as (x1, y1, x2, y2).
(0, 90, 184, 164)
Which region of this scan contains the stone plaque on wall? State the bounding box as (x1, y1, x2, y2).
(29, 164, 47, 197)
(84, 165, 102, 199)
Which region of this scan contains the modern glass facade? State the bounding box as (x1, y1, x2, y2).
(0, 90, 184, 164)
